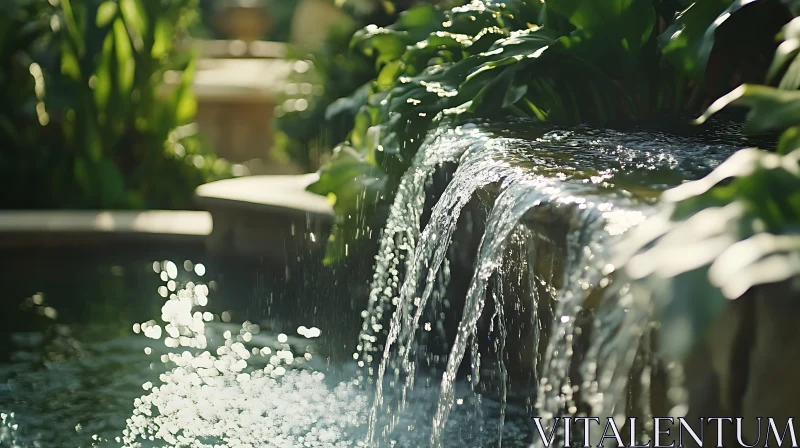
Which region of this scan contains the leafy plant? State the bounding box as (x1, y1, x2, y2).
(617, 146, 800, 359)
(0, 0, 231, 210)
(308, 0, 795, 263)
(659, 0, 789, 98)
(273, 13, 374, 172)
(272, 0, 443, 173)
(617, 3, 800, 359)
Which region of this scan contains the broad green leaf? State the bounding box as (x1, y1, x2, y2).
(96, 1, 118, 27)
(352, 28, 411, 67)
(548, 0, 656, 49)
(113, 18, 135, 97)
(768, 17, 800, 90)
(695, 84, 800, 134)
(93, 32, 114, 111)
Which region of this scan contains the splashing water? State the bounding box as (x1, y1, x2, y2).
(121, 283, 370, 447)
(367, 139, 533, 442)
(0, 120, 747, 448)
(359, 120, 743, 447)
(356, 124, 489, 378)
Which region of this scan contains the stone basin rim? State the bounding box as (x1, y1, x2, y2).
(194, 173, 334, 219)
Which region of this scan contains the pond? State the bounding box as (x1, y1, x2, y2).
(0, 246, 534, 447)
(0, 247, 370, 447)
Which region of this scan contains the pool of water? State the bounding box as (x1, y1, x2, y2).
(0, 247, 535, 447)
(0, 247, 366, 446)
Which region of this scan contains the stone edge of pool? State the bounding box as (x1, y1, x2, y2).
(0, 174, 335, 261)
(0, 210, 213, 248)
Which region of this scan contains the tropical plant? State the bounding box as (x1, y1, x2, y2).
(617, 6, 800, 360)
(273, 0, 441, 173)
(273, 13, 374, 172)
(0, 0, 231, 210)
(308, 0, 794, 263)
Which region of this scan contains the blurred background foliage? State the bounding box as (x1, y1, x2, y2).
(272, 0, 461, 172)
(0, 0, 231, 209)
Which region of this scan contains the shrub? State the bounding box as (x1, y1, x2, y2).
(0, 0, 231, 210)
(309, 0, 793, 263)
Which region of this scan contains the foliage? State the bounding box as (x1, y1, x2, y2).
(0, 0, 231, 210)
(308, 0, 795, 263)
(617, 147, 800, 359)
(273, 0, 438, 173)
(618, 3, 800, 359)
(273, 14, 374, 172)
(659, 0, 789, 97)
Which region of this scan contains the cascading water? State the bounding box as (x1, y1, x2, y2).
(367, 139, 534, 442)
(359, 119, 745, 447)
(0, 120, 749, 448)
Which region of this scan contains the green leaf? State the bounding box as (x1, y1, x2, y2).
(768, 17, 800, 90)
(376, 59, 402, 90)
(618, 147, 800, 360)
(352, 27, 411, 65)
(60, 39, 82, 80)
(113, 17, 135, 97)
(151, 18, 173, 59)
(695, 84, 800, 134)
(172, 58, 197, 123)
(548, 0, 656, 48)
(307, 145, 386, 263)
(60, 0, 85, 55)
(119, 0, 146, 51)
(503, 82, 528, 108)
(660, 0, 766, 85)
(96, 1, 118, 28)
(93, 32, 114, 111)
(778, 126, 800, 154)
(326, 83, 372, 121)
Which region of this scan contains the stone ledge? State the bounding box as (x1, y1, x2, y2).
(195, 174, 333, 218)
(195, 40, 288, 60)
(194, 174, 333, 261)
(163, 58, 295, 103)
(0, 210, 212, 248)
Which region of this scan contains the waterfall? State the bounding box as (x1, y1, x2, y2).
(356, 124, 489, 379)
(366, 137, 529, 441)
(359, 120, 738, 447)
(96, 121, 742, 448)
(430, 176, 556, 447)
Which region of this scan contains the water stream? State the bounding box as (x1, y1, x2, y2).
(360, 119, 747, 446)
